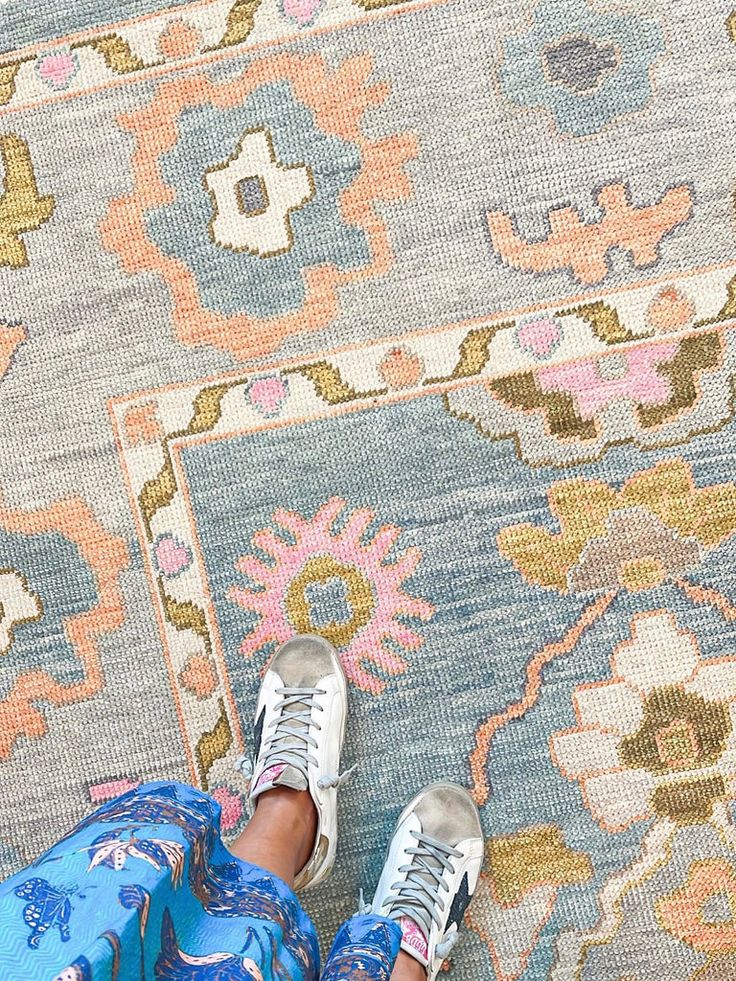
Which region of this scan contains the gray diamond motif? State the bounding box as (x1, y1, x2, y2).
(543, 36, 619, 94)
(236, 175, 269, 217)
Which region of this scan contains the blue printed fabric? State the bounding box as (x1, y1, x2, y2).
(0, 781, 401, 979)
(322, 917, 402, 980)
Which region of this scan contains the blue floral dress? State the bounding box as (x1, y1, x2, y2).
(0, 782, 401, 979)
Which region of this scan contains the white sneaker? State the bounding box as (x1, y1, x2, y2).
(370, 782, 484, 979)
(244, 634, 350, 890)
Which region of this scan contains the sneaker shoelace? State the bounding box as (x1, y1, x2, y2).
(236, 686, 355, 790)
(261, 686, 323, 783)
(386, 831, 463, 942)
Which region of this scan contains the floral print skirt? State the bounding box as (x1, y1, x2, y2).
(0, 781, 401, 979)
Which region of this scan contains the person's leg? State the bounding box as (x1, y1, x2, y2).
(228, 785, 317, 889)
(0, 633, 346, 981)
(369, 783, 485, 981)
(391, 950, 427, 980)
(321, 914, 403, 980)
(0, 780, 322, 981)
(236, 633, 351, 894)
(321, 783, 484, 980)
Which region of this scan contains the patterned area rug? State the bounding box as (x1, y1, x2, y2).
(2, 1, 736, 977)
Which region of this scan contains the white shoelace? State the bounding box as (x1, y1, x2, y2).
(386, 831, 463, 937)
(235, 686, 355, 790)
(261, 686, 324, 783)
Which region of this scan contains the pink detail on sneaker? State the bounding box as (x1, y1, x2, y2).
(400, 916, 429, 961)
(255, 763, 286, 790)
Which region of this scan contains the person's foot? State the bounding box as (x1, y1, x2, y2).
(370, 782, 484, 980)
(246, 634, 350, 890)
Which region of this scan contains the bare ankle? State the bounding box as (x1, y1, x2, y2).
(250, 787, 317, 872)
(230, 786, 317, 880)
(256, 787, 317, 847)
(391, 950, 427, 981)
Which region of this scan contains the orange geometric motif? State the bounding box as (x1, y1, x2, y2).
(101, 53, 416, 362)
(0, 497, 128, 757)
(487, 183, 693, 284)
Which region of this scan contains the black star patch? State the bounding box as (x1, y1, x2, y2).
(253, 706, 266, 758)
(446, 872, 471, 932)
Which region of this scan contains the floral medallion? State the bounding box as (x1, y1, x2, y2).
(498, 0, 665, 136)
(446, 327, 736, 467)
(552, 612, 736, 830)
(497, 459, 736, 595)
(227, 497, 435, 693)
(101, 53, 416, 361)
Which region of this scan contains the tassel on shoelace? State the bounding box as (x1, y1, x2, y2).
(234, 754, 356, 792)
(435, 932, 460, 960)
(317, 762, 358, 790)
(234, 755, 254, 788)
(356, 888, 372, 917)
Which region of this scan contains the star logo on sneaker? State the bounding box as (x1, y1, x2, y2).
(447, 872, 471, 932)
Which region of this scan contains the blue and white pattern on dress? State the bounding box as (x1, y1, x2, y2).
(0, 781, 401, 980)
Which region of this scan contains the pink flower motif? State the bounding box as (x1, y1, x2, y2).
(88, 778, 140, 804)
(227, 498, 435, 693)
(245, 375, 289, 417)
(536, 341, 679, 420)
(154, 535, 192, 578)
(36, 50, 79, 90)
(283, 0, 323, 25)
(515, 315, 563, 360)
(211, 786, 245, 832)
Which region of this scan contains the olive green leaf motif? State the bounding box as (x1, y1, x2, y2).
(0, 135, 55, 269)
(211, 0, 263, 48)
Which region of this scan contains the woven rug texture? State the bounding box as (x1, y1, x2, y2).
(2, 0, 736, 977)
